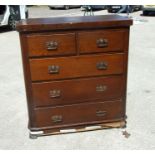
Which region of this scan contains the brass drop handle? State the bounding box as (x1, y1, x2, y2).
(96, 85, 107, 92)
(49, 90, 61, 98)
(51, 115, 62, 123)
(96, 38, 108, 48)
(48, 65, 60, 74)
(96, 61, 108, 70)
(96, 111, 107, 117)
(46, 41, 58, 50)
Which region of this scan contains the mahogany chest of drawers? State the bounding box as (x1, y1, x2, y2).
(16, 15, 132, 138)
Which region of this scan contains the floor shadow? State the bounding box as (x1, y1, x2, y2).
(49, 7, 81, 10)
(0, 26, 13, 33)
(140, 12, 155, 16)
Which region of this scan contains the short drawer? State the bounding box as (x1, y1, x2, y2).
(34, 100, 124, 128)
(26, 33, 76, 57)
(30, 53, 124, 81)
(78, 30, 125, 54)
(32, 75, 124, 107)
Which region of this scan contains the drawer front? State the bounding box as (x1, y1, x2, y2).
(78, 30, 125, 54)
(32, 76, 124, 107)
(27, 33, 76, 57)
(30, 53, 124, 81)
(34, 100, 124, 128)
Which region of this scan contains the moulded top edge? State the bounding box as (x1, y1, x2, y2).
(16, 15, 133, 32)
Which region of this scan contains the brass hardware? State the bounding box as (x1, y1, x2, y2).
(96, 38, 108, 48)
(96, 61, 108, 70)
(96, 85, 107, 92)
(50, 90, 61, 98)
(48, 65, 60, 74)
(46, 41, 58, 50)
(96, 111, 107, 117)
(51, 115, 62, 123)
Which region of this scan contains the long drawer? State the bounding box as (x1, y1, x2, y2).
(78, 30, 125, 54)
(34, 100, 124, 128)
(30, 53, 124, 81)
(32, 75, 124, 107)
(26, 33, 76, 57)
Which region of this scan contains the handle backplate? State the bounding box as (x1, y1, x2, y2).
(51, 115, 62, 123)
(96, 61, 108, 70)
(96, 85, 107, 92)
(96, 38, 108, 48)
(49, 90, 61, 98)
(96, 111, 107, 117)
(46, 41, 58, 50)
(48, 65, 60, 74)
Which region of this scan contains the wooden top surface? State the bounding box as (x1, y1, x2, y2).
(16, 15, 133, 32)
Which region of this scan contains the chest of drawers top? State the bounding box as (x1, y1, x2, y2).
(16, 15, 132, 32)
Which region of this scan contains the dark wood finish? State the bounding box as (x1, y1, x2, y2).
(27, 33, 76, 57)
(30, 53, 124, 81)
(17, 15, 132, 137)
(32, 75, 124, 107)
(78, 30, 125, 54)
(19, 34, 36, 128)
(34, 100, 124, 128)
